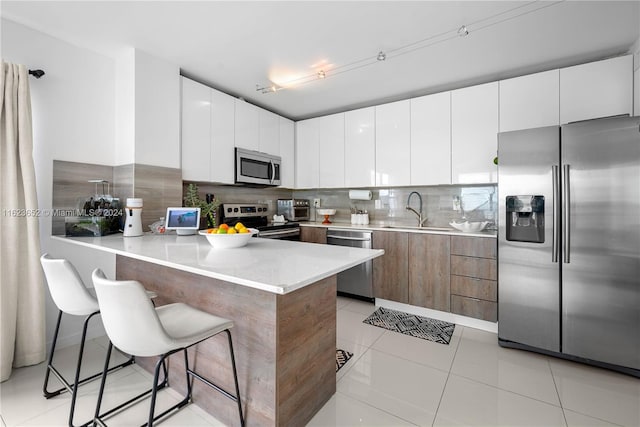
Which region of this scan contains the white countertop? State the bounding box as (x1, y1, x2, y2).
(52, 234, 384, 295)
(300, 221, 498, 238)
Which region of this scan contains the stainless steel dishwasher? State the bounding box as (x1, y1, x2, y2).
(326, 228, 373, 300)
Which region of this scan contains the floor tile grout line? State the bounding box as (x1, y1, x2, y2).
(333, 390, 421, 426)
(548, 358, 569, 427)
(431, 325, 465, 427)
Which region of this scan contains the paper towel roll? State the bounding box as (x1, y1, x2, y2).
(349, 190, 372, 200)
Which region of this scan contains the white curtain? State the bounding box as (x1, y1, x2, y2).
(0, 62, 45, 382)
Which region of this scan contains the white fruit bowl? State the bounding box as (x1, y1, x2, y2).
(449, 221, 489, 233)
(199, 228, 259, 249)
(316, 209, 336, 216)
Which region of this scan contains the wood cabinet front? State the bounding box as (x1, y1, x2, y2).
(408, 234, 450, 311)
(300, 227, 327, 244)
(372, 230, 409, 303)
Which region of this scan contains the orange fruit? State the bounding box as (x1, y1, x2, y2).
(207, 228, 218, 234)
(219, 224, 229, 230)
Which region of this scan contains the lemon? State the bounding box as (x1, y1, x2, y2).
(234, 222, 245, 231)
(227, 228, 237, 234)
(239, 228, 249, 234)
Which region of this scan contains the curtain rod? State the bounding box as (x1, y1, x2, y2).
(28, 69, 45, 78)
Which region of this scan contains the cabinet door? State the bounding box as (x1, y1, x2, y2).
(210, 88, 235, 184)
(345, 107, 376, 187)
(295, 119, 319, 189)
(560, 55, 633, 124)
(409, 234, 451, 311)
(375, 100, 411, 186)
(410, 92, 451, 185)
(181, 77, 211, 181)
(499, 70, 560, 132)
(318, 113, 345, 188)
(279, 117, 295, 188)
(451, 82, 498, 184)
(259, 109, 280, 155)
(372, 231, 408, 303)
(300, 226, 327, 244)
(234, 100, 260, 151)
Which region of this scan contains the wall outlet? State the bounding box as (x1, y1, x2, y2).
(452, 196, 461, 211)
(313, 198, 321, 208)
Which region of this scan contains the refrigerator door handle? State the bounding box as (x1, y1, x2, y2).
(562, 164, 571, 264)
(552, 165, 559, 263)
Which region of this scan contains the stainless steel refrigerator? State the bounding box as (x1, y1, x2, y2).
(498, 115, 640, 376)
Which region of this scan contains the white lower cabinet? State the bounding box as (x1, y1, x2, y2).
(295, 119, 319, 189)
(451, 82, 498, 184)
(344, 107, 376, 188)
(410, 92, 451, 185)
(375, 100, 411, 186)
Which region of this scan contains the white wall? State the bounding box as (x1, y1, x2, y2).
(1, 19, 117, 349)
(115, 48, 136, 165)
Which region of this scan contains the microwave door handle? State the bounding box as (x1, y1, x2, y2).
(269, 160, 275, 184)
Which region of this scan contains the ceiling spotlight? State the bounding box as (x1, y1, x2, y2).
(377, 51, 387, 61)
(458, 25, 469, 37)
(317, 70, 326, 79)
(256, 84, 280, 94)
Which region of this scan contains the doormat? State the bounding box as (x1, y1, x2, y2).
(363, 307, 455, 345)
(336, 349, 353, 372)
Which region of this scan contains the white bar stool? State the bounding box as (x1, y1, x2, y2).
(91, 269, 244, 427)
(40, 254, 157, 427)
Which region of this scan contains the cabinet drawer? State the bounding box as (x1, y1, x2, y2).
(451, 295, 497, 322)
(450, 275, 497, 302)
(451, 236, 497, 259)
(451, 255, 497, 281)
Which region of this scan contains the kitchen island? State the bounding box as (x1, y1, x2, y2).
(53, 234, 384, 427)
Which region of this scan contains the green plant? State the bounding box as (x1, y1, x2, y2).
(183, 183, 220, 228)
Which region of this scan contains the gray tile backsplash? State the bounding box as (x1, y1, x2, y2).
(294, 185, 497, 228)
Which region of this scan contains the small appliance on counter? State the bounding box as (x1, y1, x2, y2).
(123, 198, 144, 237)
(277, 199, 310, 221)
(65, 180, 122, 237)
(165, 207, 201, 235)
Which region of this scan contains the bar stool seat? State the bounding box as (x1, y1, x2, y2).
(91, 269, 244, 427)
(40, 254, 157, 427)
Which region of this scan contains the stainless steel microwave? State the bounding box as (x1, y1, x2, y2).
(235, 147, 281, 186)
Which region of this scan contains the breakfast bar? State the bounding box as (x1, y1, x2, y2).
(53, 234, 383, 426)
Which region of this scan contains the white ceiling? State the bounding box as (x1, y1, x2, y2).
(2, 1, 639, 120)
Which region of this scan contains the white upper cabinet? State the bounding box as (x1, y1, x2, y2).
(344, 107, 376, 188)
(259, 109, 280, 155)
(318, 113, 345, 188)
(181, 77, 212, 182)
(279, 117, 295, 188)
(210, 88, 236, 184)
(451, 82, 499, 184)
(560, 55, 633, 124)
(375, 100, 411, 186)
(234, 100, 260, 151)
(295, 119, 319, 189)
(499, 70, 560, 132)
(410, 92, 451, 185)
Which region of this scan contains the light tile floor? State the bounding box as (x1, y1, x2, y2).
(2, 297, 639, 426)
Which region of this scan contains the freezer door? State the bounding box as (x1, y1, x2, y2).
(498, 126, 561, 352)
(561, 116, 640, 370)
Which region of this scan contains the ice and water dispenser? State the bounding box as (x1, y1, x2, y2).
(506, 195, 545, 243)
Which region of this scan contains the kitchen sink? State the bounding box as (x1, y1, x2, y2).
(381, 225, 454, 231)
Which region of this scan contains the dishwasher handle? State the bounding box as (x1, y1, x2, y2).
(327, 234, 371, 242)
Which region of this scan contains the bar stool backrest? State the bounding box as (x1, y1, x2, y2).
(40, 254, 99, 316)
(92, 269, 173, 357)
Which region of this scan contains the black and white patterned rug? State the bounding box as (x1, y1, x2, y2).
(363, 307, 455, 345)
(336, 349, 353, 372)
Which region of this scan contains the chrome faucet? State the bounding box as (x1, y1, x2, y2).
(406, 191, 428, 227)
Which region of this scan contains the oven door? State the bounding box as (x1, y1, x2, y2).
(235, 147, 281, 186)
(257, 228, 300, 241)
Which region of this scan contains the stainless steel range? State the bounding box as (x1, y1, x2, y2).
(221, 203, 300, 240)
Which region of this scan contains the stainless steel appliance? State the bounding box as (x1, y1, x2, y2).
(277, 199, 310, 221)
(235, 148, 281, 186)
(221, 203, 299, 240)
(327, 229, 374, 301)
(498, 116, 640, 377)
